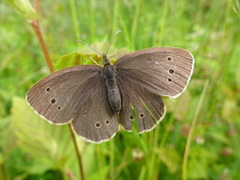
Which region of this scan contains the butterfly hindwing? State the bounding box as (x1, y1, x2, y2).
(71, 76, 119, 143)
(117, 73, 165, 133)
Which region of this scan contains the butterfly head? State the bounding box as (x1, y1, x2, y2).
(102, 53, 111, 66)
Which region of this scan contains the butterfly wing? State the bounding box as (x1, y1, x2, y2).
(27, 65, 100, 124)
(27, 65, 118, 143)
(115, 47, 194, 98)
(71, 75, 119, 143)
(116, 74, 165, 133)
(115, 47, 194, 132)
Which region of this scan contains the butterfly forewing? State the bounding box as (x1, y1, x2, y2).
(27, 65, 101, 124)
(115, 47, 194, 98)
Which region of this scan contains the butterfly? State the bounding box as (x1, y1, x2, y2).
(26, 47, 194, 143)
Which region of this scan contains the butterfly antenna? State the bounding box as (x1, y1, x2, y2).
(76, 39, 103, 57)
(90, 56, 100, 66)
(105, 30, 122, 56)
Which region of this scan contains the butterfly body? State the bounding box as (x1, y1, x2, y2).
(26, 47, 194, 143)
(103, 63, 121, 113)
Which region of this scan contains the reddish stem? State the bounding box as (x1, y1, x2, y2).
(30, 4, 85, 180)
(34, 0, 40, 14)
(31, 21, 55, 73)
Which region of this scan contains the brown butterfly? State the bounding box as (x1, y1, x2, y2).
(26, 47, 194, 143)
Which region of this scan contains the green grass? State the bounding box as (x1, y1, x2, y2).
(0, 0, 240, 179)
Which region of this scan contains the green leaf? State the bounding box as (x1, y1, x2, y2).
(0, 114, 14, 159)
(10, 97, 75, 173)
(7, 0, 38, 21)
(54, 41, 126, 70)
(54, 52, 103, 70)
(11, 97, 100, 179)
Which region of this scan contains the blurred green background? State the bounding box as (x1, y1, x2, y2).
(0, 0, 240, 179)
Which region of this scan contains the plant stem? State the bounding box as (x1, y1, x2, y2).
(109, 140, 115, 180)
(0, 164, 8, 180)
(89, 0, 95, 42)
(30, 2, 85, 179)
(34, 0, 39, 14)
(69, 0, 80, 39)
(182, 80, 209, 180)
(69, 125, 85, 180)
(30, 21, 55, 73)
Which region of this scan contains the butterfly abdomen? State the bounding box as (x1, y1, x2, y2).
(103, 65, 121, 113)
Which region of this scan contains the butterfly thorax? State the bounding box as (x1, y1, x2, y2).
(103, 64, 121, 113)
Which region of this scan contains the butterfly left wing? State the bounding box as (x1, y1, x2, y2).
(71, 76, 119, 143)
(27, 65, 119, 143)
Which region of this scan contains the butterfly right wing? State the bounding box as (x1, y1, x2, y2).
(116, 74, 166, 133)
(114, 47, 193, 132)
